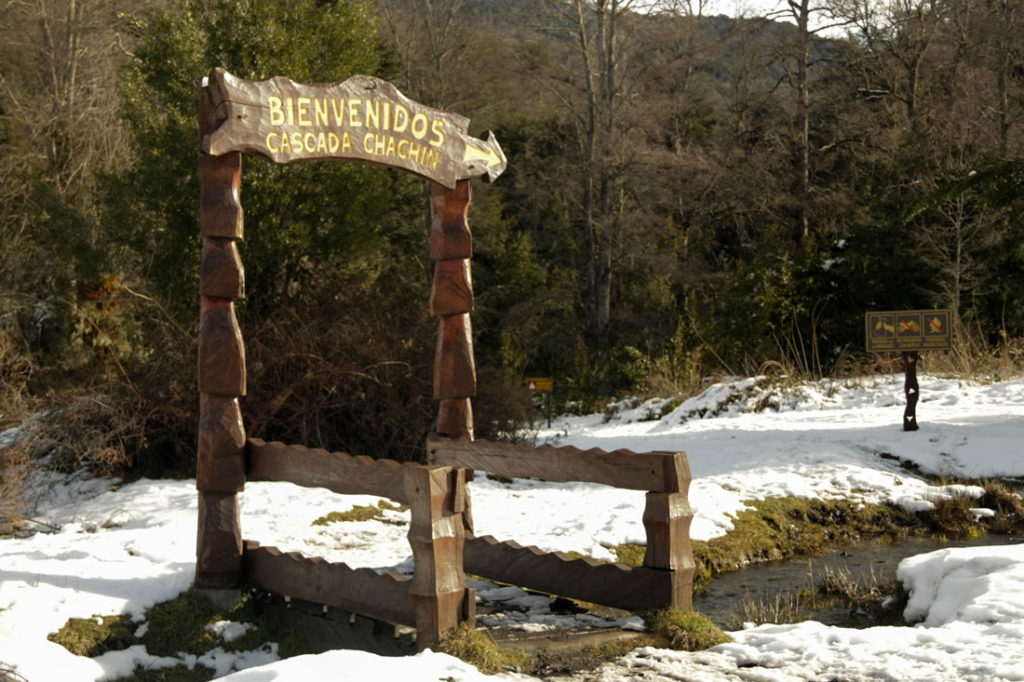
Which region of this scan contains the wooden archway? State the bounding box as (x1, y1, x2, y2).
(194, 69, 505, 649)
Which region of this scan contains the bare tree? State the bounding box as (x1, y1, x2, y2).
(765, 0, 852, 239)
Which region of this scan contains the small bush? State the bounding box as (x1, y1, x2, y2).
(47, 614, 135, 657)
(439, 621, 528, 674)
(643, 608, 730, 651)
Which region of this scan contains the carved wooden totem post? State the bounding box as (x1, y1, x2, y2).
(196, 85, 247, 589)
(430, 180, 475, 440)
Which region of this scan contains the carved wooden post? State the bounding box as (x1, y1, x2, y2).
(196, 83, 246, 588)
(642, 452, 695, 609)
(405, 466, 472, 651)
(430, 180, 475, 440)
(903, 350, 920, 432)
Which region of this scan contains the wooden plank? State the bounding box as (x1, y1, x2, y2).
(433, 313, 476, 399)
(426, 435, 688, 492)
(195, 492, 242, 588)
(464, 535, 689, 611)
(429, 258, 473, 317)
(246, 438, 413, 503)
(243, 542, 416, 627)
(200, 237, 245, 300)
(429, 180, 472, 259)
(404, 466, 470, 650)
(202, 69, 505, 186)
(196, 394, 246, 493)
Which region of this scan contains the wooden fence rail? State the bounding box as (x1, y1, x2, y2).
(240, 439, 472, 650)
(426, 435, 695, 611)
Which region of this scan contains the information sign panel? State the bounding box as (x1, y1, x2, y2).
(525, 377, 554, 392)
(865, 309, 952, 353)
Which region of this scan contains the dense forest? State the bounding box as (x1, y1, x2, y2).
(1, 0, 1023, 475)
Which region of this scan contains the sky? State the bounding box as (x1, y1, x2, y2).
(1, 373, 1024, 680)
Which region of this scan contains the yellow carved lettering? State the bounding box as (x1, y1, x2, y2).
(363, 133, 374, 153)
(314, 98, 329, 126)
(279, 131, 292, 153)
(331, 98, 346, 126)
(385, 136, 397, 156)
(348, 98, 363, 126)
(297, 97, 312, 126)
(328, 132, 340, 153)
(393, 105, 409, 133)
(397, 139, 409, 159)
(430, 119, 446, 147)
(382, 102, 391, 130)
(285, 98, 294, 126)
(266, 132, 279, 153)
(411, 113, 428, 139)
(315, 132, 327, 152)
(305, 132, 316, 151)
(342, 132, 352, 152)
(268, 97, 285, 126)
(291, 131, 303, 151)
(365, 99, 381, 129)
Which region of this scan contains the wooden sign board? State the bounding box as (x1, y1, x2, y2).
(865, 309, 952, 353)
(201, 68, 506, 188)
(526, 377, 553, 392)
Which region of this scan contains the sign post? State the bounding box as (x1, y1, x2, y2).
(526, 377, 554, 427)
(865, 309, 952, 431)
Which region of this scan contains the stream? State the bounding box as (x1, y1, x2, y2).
(693, 534, 1024, 629)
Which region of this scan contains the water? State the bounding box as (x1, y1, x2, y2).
(694, 534, 1023, 629)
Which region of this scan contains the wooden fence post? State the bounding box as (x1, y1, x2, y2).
(641, 452, 695, 609)
(196, 83, 246, 588)
(405, 466, 472, 650)
(430, 180, 475, 440)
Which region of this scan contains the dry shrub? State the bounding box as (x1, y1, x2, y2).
(0, 328, 35, 429)
(35, 395, 134, 477)
(0, 442, 36, 534)
(0, 664, 29, 682)
(473, 366, 534, 443)
(243, 273, 436, 463)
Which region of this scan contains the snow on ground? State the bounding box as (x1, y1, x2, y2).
(1, 373, 1023, 680)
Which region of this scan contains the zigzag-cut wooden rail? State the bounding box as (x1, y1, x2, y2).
(241, 439, 473, 650)
(426, 435, 695, 611)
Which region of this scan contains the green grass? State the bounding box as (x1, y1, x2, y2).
(439, 621, 529, 674)
(47, 614, 135, 657)
(47, 589, 306, 681)
(311, 500, 407, 526)
(691, 497, 921, 591)
(643, 608, 731, 651)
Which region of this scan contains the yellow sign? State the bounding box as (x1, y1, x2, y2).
(865, 309, 952, 352)
(525, 377, 554, 392)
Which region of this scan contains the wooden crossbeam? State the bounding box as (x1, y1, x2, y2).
(243, 541, 417, 627)
(426, 435, 689, 493)
(464, 535, 692, 610)
(246, 438, 414, 503)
